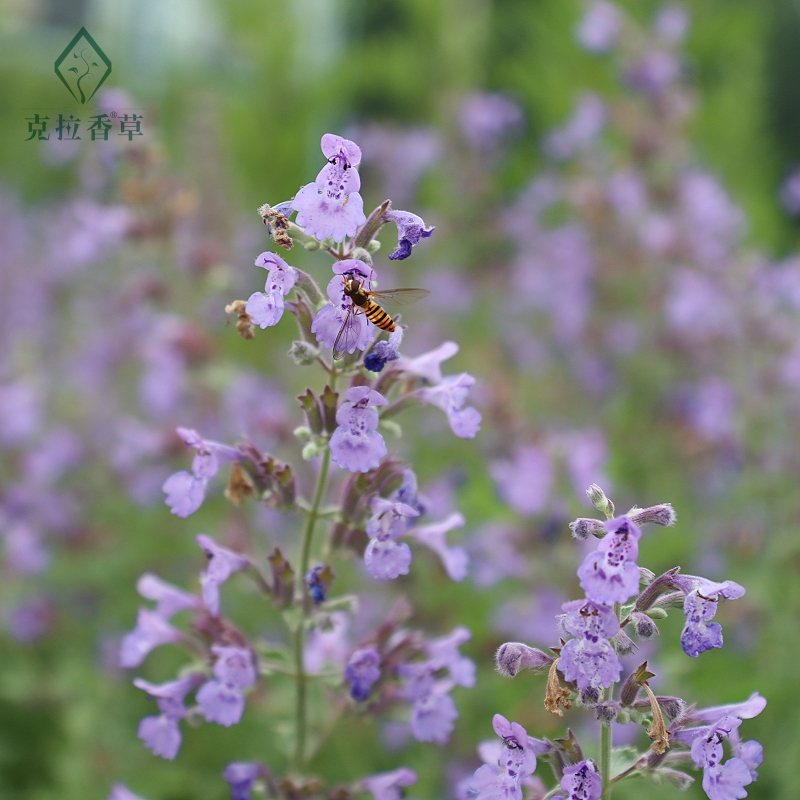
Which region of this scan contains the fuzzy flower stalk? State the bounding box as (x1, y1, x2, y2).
(469, 484, 763, 800)
(114, 132, 480, 799)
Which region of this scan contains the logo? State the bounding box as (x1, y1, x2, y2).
(54, 27, 112, 104)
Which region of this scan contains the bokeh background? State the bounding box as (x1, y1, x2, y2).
(1, 0, 799, 798)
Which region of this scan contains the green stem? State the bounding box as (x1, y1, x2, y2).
(293, 445, 331, 771)
(600, 686, 613, 798)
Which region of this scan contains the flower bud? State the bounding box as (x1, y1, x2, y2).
(297, 388, 324, 435)
(611, 628, 637, 656)
(653, 768, 694, 790)
(595, 701, 618, 725)
(586, 483, 614, 518)
(367, 239, 381, 253)
(288, 339, 320, 365)
(293, 426, 312, 442)
(569, 517, 606, 540)
(495, 642, 553, 677)
(350, 247, 373, 266)
(580, 686, 600, 706)
(634, 567, 680, 612)
(302, 441, 321, 460)
(630, 611, 659, 639)
(629, 503, 676, 528)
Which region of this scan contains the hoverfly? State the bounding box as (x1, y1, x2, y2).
(333, 274, 429, 359)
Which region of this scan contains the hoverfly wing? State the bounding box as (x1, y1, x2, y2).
(333, 305, 361, 360)
(367, 288, 430, 307)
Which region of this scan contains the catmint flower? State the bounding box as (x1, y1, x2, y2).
(577, 516, 642, 605)
(689, 717, 754, 800)
(559, 599, 622, 691)
(687, 692, 767, 725)
(163, 428, 241, 518)
(292, 134, 366, 242)
(383, 210, 435, 260)
(417, 373, 482, 438)
(401, 665, 459, 744)
(544, 93, 607, 161)
(490, 445, 553, 517)
(136, 573, 200, 618)
(344, 646, 381, 701)
(107, 784, 149, 800)
(223, 762, 263, 800)
(330, 386, 388, 473)
(364, 498, 418, 579)
(359, 767, 418, 800)
(119, 608, 182, 668)
(654, 4, 690, 45)
(576, 0, 622, 53)
(674, 576, 745, 658)
(312, 261, 376, 354)
(197, 645, 256, 727)
(133, 675, 200, 759)
(426, 626, 476, 687)
(245, 252, 298, 328)
(364, 328, 403, 373)
(557, 759, 603, 800)
(457, 92, 523, 152)
(398, 340, 459, 383)
(408, 512, 469, 581)
(196, 534, 250, 616)
(469, 714, 537, 800)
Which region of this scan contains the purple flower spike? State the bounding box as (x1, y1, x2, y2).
(360, 767, 418, 800)
(409, 512, 469, 581)
(223, 762, 263, 800)
(196, 534, 250, 616)
(559, 599, 622, 691)
(469, 714, 537, 800)
(417, 373, 481, 439)
(136, 573, 200, 619)
(120, 608, 182, 668)
(344, 646, 381, 701)
(292, 133, 366, 242)
(245, 252, 298, 328)
(383, 210, 435, 260)
(577, 516, 642, 605)
(329, 386, 388, 473)
(559, 759, 602, 800)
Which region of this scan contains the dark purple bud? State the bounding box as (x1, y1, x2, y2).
(569, 518, 606, 540)
(344, 646, 381, 701)
(306, 564, 334, 604)
(580, 686, 600, 707)
(629, 504, 676, 528)
(595, 701, 619, 725)
(223, 761, 264, 800)
(630, 611, 659, 639)
(635, 567, 681, 612)
(611, 628, 637, 656)
(495, 642, 554, 677)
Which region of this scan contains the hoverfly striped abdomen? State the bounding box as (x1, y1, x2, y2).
(364, 302, 395, 332)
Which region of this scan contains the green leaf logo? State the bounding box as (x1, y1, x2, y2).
(54, 28, 112, 104)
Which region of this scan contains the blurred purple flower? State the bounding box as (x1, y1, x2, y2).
(409, 512, 469, 581)
(399, 663, 459, 744)
(664, 269, 736, 340)
(575, 0, 622, 53)
(425, 626, 476, 687)
(119, 608, 182, 668)
(457, 93, 523, 152)
(134, 675, 201, 759)
(544, 93, 607, 160)
(107, 784, 149, 800)
(196, 534, 250, 616)
(0, 380, 42, 446)
(292, 133, 366, 242)
(224, 762, 263, 800)
(654, 4, 690, 45)
(6, 596, 52, 642)
(136, 573, 201, 618)
(197, 646, 256, 727)
(344, 646, 381, 701)
(491, 445, 552, 516)
(681, 377, 737, 444)
(417, 373, 481, 438)
(779, 167, 800, 217)
(564, 428, 610, 500)
(626, 50, 681, 96)
(330, 386, 388, 473)
(360, 767, 418, 800)
(246, 251, 298, 328)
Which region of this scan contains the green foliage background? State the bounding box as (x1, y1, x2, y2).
(0, 0, 799, 799)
